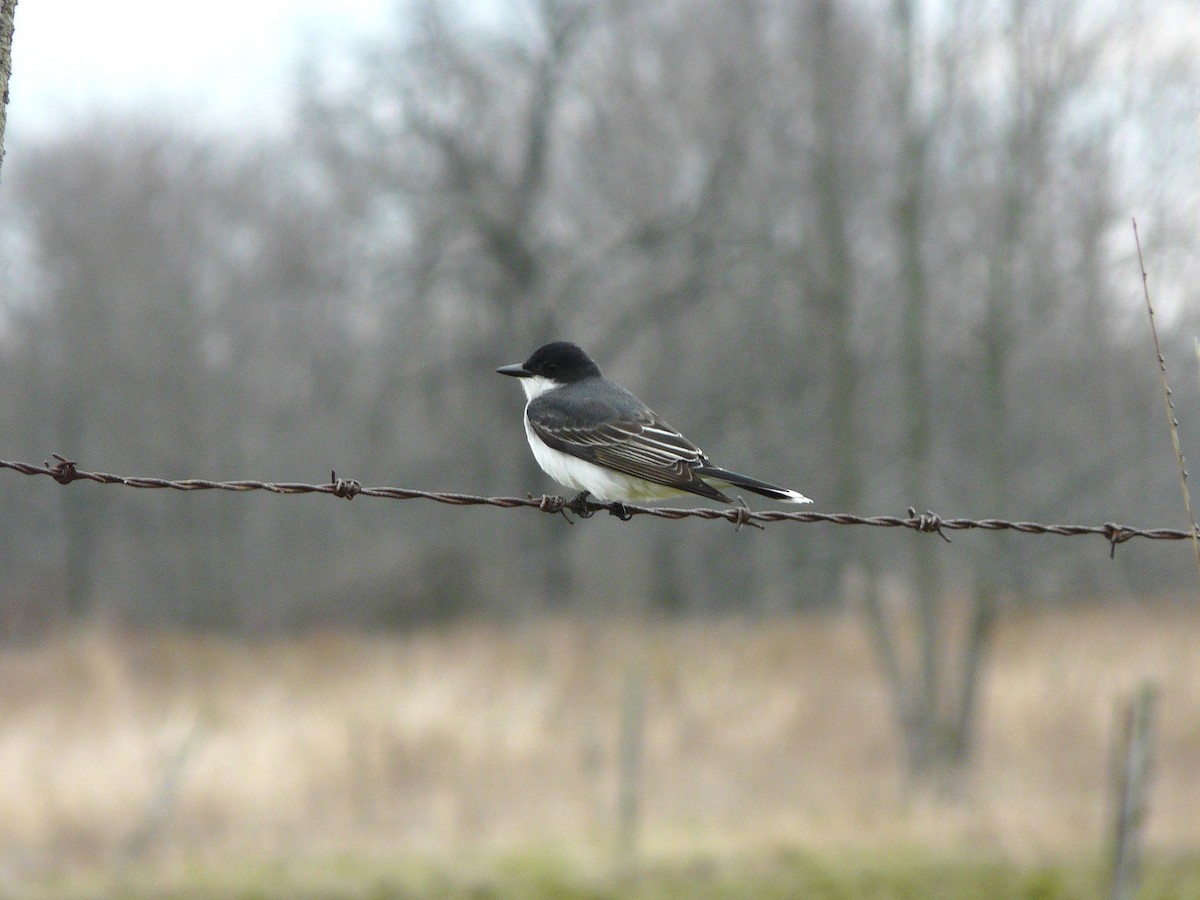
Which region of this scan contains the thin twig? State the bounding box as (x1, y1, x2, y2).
(0, 455, 1193, 556)
(1133, 218, 1200, 579)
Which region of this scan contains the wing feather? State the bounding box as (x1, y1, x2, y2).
(526, 391, 730, 502)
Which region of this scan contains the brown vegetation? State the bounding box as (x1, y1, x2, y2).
(0, 603, 1195, 887)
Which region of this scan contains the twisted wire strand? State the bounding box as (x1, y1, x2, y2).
(2, 455, 1193, 556)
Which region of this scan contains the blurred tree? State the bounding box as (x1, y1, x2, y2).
(300, 0, 605, 612)
(806, 0, 861, 516)
(16, 132, 216, 620)
(4, 123, 355, 629)
(0, 0, 1197, 649)
(855, 0, 1167, 790)
(861, 0, 949, 790)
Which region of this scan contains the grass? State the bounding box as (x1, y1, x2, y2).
(24, 847, 1200, 899)
(0, 603, 1197, 896)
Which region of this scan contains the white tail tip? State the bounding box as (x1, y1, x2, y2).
(780, 490, 813, 504)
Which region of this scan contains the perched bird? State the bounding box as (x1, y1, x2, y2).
(497, 341, 811, 513)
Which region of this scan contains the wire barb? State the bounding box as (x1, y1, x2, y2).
(47, 453, 80, 485)
(1103, 523, 1136, 559)
(0, 455, 1195, 552)
(329, 471, 361, 500)
(907, 507, 951, 543)
(531, 492, 576, 523)
(732, 497, 765, 531)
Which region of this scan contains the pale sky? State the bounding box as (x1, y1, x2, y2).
(6, 0, 394, 135)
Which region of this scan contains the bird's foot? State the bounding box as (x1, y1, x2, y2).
(566, 491, 596, 519)
(606, 501, 634, 521)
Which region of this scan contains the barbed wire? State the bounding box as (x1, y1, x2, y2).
(2, 454, 1196, 557)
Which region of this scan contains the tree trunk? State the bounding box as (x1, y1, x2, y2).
(0, 0, 16, 181)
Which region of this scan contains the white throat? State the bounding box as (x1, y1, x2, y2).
(519, 375, 561, 402)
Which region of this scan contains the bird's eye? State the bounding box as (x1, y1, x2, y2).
(544, 362, 558, 375)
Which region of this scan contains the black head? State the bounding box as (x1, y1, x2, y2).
(496, 341, 602, 384)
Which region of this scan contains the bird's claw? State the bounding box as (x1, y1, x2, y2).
(607, 501, 634, 521)
(566, 491, 596, 519)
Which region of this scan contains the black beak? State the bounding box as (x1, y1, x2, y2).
(496, 363, 531, 378)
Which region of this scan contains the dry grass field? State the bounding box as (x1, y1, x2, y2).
(0, 602, 1197, 896)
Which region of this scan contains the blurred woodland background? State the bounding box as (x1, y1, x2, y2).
(4, 0, 1199, 627)
(5, 0, 1200, 777)
(2, 0, 1200, 892)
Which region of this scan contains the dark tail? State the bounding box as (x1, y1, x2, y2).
(697, 465, 812, 504)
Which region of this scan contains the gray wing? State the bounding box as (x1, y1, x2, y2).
(526, 389, 731, 503)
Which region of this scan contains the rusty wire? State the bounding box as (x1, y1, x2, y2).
(2, 454, 1195, 557)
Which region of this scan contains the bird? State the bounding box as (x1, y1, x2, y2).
(497, 341, 811, 516)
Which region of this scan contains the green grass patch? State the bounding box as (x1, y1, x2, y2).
(24, 849, 1200, 900)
